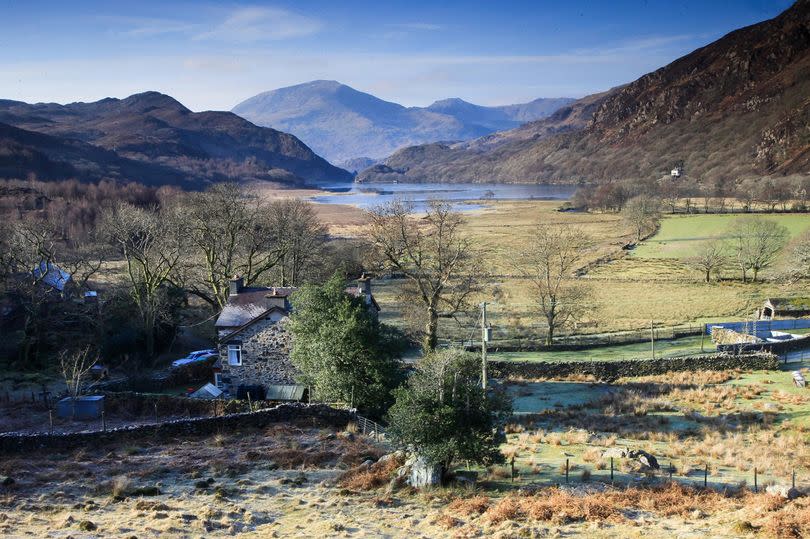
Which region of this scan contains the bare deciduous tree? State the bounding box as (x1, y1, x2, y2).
(268, 198, 327, 286)
(101, 202, 184, 358)
(1, 220, 104, 365)
(178, 184, 283, 309)
(367, 200, 482, 351)
(689, 239, 727, 283)
(178, 185, 327, 306)
(726, 217, 789, 282)
(788, 231, 810, 281)
(60, 346, 97, 400)
(516, 225, 591, 346)
(622, 195, 661, 242)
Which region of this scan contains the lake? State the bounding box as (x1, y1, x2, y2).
(310, 182, 577, 211)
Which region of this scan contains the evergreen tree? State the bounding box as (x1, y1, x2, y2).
(387, 348, 511, 476)
(288, 272, 405, 417)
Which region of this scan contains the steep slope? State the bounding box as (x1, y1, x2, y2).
(232, 80, 572, 163)
(0, 122, 186, 185)
(426, 96, 574, 130)
(356, 89, 612, 183)
(358, 0, 810, 184)
(0, 92, 351, 187)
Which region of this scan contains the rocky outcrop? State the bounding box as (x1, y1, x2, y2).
(358, 1, 810, 184)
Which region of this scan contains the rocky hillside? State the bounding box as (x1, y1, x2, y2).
(0, 92, 351, 187)
(358, 0, 810, 184)
(232, 80, 573, 163)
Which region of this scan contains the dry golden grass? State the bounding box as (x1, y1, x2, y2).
(445, 495, 491, 516)
(338, 454, 405, 491)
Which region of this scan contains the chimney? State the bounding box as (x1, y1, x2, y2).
(358, 274, 372, 304)
(229, 276, 244, 296)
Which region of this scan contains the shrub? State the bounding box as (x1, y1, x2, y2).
(338, 454, 404, 491)
(446, 495, 490, 516)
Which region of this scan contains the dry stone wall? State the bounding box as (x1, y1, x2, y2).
(490, 353, 779, 381)
(0, 403, 351, 455)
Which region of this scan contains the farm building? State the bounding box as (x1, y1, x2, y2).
(213, 276, 379, 399)
(760, 297, 810, 320)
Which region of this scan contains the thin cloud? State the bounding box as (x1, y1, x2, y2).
(194, 7, 322, 42)
(386, 22, 444, 31)
(98, 15, 196, 38)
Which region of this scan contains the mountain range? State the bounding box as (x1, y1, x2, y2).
(357, 0, 810, 184)
(0, 92, 351, 188)
(232, 80, 574, 165)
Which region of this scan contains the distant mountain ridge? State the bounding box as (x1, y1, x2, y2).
(0, 92, 351, 187)
(357, 0, 810, 185)
(232, 81, 574, 163)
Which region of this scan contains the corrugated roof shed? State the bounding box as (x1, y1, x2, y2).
(190, 383, 223, 399)
(32, 261, 71, 291)
(265, 384, 307, 401)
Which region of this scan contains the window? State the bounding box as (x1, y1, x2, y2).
(227, 345, 242, 366)
(214, 372, 223, 388)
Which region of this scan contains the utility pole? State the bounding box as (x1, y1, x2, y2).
(481, 302, 489, 390)
(650, 319, 655, 359)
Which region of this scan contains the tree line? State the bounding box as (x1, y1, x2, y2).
(0, 183, 359, 368)
(572, 175, 810, 214)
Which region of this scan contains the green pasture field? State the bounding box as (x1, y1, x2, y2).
(632, 213, 810, 259)
(488, 335, 709, 363)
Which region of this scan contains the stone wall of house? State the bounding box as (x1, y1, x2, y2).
(489, 352, 779, 382)
(219, 317, 297, 393)
(0, 403, 352, 455)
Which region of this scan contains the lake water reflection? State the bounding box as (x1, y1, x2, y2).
(311, 182, 577, 211)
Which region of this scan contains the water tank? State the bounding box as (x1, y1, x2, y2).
(56, 395, 105, 420)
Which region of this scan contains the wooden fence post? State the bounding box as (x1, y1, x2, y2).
(565, 458, 569, 483)
(704, 464, 708, 488)
(754, 467, 758, 493)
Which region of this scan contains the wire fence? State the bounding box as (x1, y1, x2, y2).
(452, 323, 705, 352)
(502, 453, 808, 496)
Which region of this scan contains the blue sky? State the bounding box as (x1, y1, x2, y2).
(0, 0, 794, 111)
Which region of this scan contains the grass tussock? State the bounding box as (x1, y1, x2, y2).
(446, 495, 490, 516)
(479, 482, 737, 527)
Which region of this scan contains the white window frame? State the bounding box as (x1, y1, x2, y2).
(227, 344, 242, 366)
(214, 372, 223, 388)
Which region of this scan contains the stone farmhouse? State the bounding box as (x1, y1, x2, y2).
(213, 276, 379, 399)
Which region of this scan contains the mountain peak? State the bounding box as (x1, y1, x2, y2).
(429, 97, 474, 108)
(233, 86, 574, 162)
(117, 91, 189, 113)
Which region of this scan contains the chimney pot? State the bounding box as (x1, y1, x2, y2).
(229, 276, 244, 296)
(358, 274, 372, 303)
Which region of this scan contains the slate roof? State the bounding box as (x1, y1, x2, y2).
(215, 283, 380, 331)
(214, 287, 295, 328)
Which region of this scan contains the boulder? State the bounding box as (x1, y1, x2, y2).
(627, 449, 659, 470)
(407, 455, 443, 488)
(378, 450, 405, 464)
(602, 448, 627, 459)
(766, 484, 801, 500)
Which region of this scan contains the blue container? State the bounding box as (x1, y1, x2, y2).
(56, 396, 105, 420)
